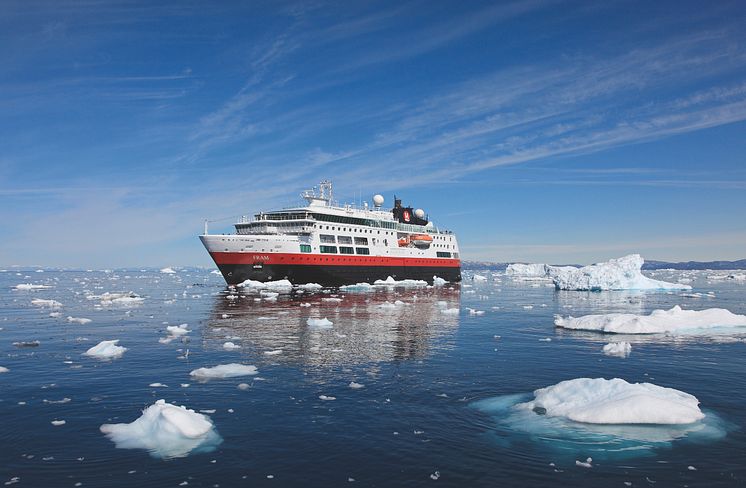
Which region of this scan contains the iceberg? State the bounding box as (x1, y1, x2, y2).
(603, 342, 631, 357)
(546, 254, 691, 291)
(505, 263, 548, 277)
(555, 306, 746, 334)
(100, 399, 222, 459)
(237, 278, 293, 292)
(189, 363, 258, 380)
(84, 340, 127, 359)
(519, 378, 704, 425)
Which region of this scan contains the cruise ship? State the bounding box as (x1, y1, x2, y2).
(200, 181, 461, 286)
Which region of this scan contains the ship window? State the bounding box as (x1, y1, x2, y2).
(320, 245, 337, 254)
(453, 252, 459, 259)
(338, 236, 352, 245)
(339, 246, 354, 255)
(355, 247, 370, 255)
(354, 237, 368, 245)
(437, 251, 451, 258)
(300, 244, 312, 253)
(320, 234, 336, 244)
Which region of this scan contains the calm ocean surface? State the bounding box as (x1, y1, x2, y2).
(1, 267, 745, 487)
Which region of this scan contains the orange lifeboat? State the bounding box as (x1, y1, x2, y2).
(398, 236, 410, 247)
(410, 234, 433, 248)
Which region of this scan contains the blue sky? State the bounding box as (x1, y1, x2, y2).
(2, 0, 745, 267)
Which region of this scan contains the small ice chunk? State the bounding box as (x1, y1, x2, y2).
(555, 306, 746, 334)
(237, 383, 251, 390)
(160, 267, 176, 274)
(222, 342, 241, 351)
(264, 349, 283, 356)
(319, 395, 336, 401)
(299, 302, 312, 307)
(430, 470, 440, 480)
(51, 420, 66, 426)
(339, 282, 375, 292)
(688, 465, 697, 471)
(603, 342, 632, 358)
(441, 308, 459, 315)
(0, 366, 9, 373)
(67, 316, 92, 325)
(31, 298, 63, 308)
(167, 324, 190, 336)
(349, 382, 365, 389)
(297, 283, 323, 291)
(149, 383, 168, 388)
(190, 364, 258, 380)
(100, 399, 222, 458)
(236, 278, 293, 292)
(373, 276, 428, 287)
(473, 274, 487, 281)
(84, 340, 127, 359)
(307, 318, 333, 329)
(433, 276, 448, 286)
(575, 457, 592, 468)
(14, 283, 52, 290)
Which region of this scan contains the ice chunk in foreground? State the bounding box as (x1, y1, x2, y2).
(236, 279, 293, 292)
(546, 254, 691, 291)
(505, 263, 548, 277)
(160, 267, 176, 274)
(0, 366, 9, 373)
(433, 276, 448, 286)
(297, 283, 323, 291)
(100, 399, 222, 459)
(190, 363, 258, 380)
(84, 340, 127, 359)
(222, 342, 241, 351)
(521, 378, 704, 425)
(603, 342, 631, 357)
(67, 316, 92, 325)
(339, 282, 375, 292)
(555, 306, 746, 334)
(473, 378, 726, 461)
(307, 318, 333, 328)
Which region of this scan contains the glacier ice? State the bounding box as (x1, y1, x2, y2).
(505, 263, 548, 277)
(84, 340, 127, 359)
(547, 254, 691, 291)
(100, 399, 222, 459)
(189, 363, 258, 380)
(555, 306, 746, 334)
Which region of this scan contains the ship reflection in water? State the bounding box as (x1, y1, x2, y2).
(204, 285, 462, 366)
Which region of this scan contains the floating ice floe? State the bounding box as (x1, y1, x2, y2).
(160, 267, 177, 274)
(159, 324, 190, 344)
(319, 395, 336, 401)
(296, 283, 323, 291)
(349, 382, 365, 389)
(307, 318, 333, 329)
(433, 276, 448, 286)
(555, 306, 746, 335)
(472, 274, 487, 281)
(373, 276, 428, 287)
(441, 308, 459, 315)
(94, 292, 144, 306)
(189, 363, 258, 380)
(602, 342, 632, 358)
(210, 270, 222, 275)
(708, 273, 746, 281)
(505, 263, 548, 277)
(0, 366, 9, 373)
(84, 340, 127, 359)
(236, 279, 293, 292)
(339, 282, 375, 292)
(546, 254, 691, 291)
(222, 342, 241, 351)
(100, 399, 222, 459)
(67, 316, 92, 325)
(51, 420, 66, 426)
(31, 298, 63, 308)
(472, 377, 727, 461)
(14, 283, 52, 290)
(264, 349, 282, 356)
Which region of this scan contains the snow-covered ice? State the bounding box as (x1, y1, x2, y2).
(84, 340, 127, 359)
(100, 399, 222, 459)
(546, 254, 691, 291)
(519, 378, 704, 425)
(189, 364, 258, 380)
(505, 263, 548, 277)
(433, 276, 448, 286)
(603, 342, 632, 357)
(296, 283, 323, 291)
(237, 279, 293, 292)
(67, 316, 92, 325)
(555, 306, 746, 334)
(373, 276, 428, 287)
(307, 318, 333, 329)
(31, 298, 62, 308)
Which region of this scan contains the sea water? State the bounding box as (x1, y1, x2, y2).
(1, 267, 745, 487)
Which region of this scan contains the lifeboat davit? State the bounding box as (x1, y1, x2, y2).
(410, 234, 433, 248)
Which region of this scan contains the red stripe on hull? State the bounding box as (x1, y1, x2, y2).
(209, 251, 460, 268)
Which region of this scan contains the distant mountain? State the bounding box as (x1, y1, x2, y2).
(642, 259, 746, 270)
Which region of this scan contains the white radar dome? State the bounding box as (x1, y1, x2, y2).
(373, 194, 384, 207)
(414, 208, 425, 219)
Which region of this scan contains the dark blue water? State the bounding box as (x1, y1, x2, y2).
(1, 268, 745, 487)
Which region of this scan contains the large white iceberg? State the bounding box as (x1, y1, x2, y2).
(555, 306, 746, 334)
(189, 363, 258, 380)
(84, 340, 127, 359)
(100, 399, 222, 458)
(518, 378, 704, 424)
(547, 254, 691, 291)
(505, 263, 548, 277)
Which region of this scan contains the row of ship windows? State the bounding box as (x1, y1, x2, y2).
(300, 244, 370, 255)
